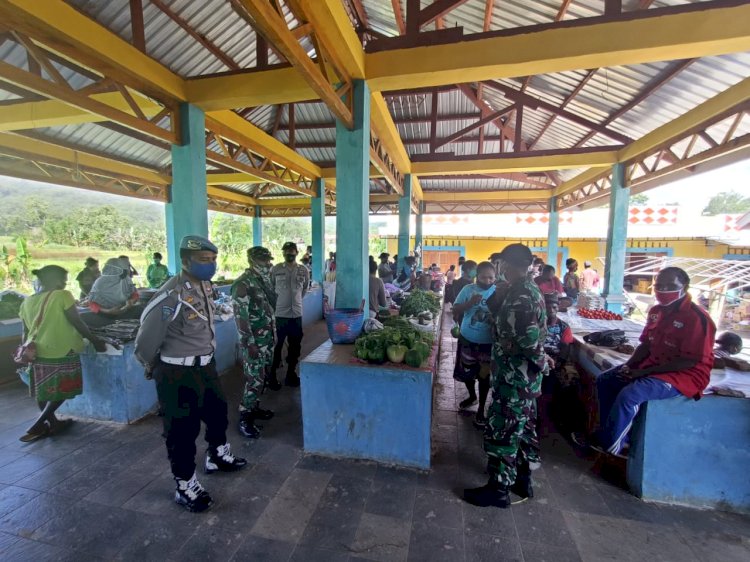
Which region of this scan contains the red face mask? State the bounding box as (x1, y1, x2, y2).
(654, 289, 683, 306)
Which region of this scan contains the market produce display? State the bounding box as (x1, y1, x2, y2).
(354, 316, 435, 368)
(577, 308, 622, 321)
(398, 289, 440, 318)
(0, 292, 24, 320)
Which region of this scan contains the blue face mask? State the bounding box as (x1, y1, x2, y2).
(188, 260, 216, 281)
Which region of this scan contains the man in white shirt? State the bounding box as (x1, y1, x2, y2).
(580, 261, 600, 292)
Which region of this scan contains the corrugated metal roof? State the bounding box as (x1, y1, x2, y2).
(66, 0, 309, 77)
(0, 0, 746, 208)
(419, 177, 550, 192)
(29, 123, 170, 169)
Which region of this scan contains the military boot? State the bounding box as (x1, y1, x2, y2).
(174, 474, 213, 513)
(238, 412, 261, 439)
(205, 443, 248, 474)
(252, 403, 274, 420)
(510, 464, 534, 499)
(463, 479, 511, 508)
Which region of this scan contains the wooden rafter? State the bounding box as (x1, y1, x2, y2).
(391, 0, 406, 35)
(433, 105, 516, 150)
(236, 0, 353, 128)
(150, 0, 240, 71)
(0, 34, 177, 144)
(129, 0, 146, 52)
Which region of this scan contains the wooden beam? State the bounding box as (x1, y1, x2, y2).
(418, 0, 471, 28)
(150, 0, 240, 70)
(129, 0, 146, 52)
(366, 3, 750, 91)
(0, 0, 186, 102)
(433, 105, 516, 150)
(0, 91, 162, 131)
(484, 81, 633, 144)
(0, 59, 177, 143)
(391, 0, 406, 35)
(236, 0, 353, 128)
(412, 148, 618, 176)
(0, 132, 169, 186)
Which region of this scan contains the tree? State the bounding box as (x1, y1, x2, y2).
(629, 193, 649, 206)
(703, 191, 750, 215)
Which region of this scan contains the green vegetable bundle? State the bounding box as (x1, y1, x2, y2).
(0, 293, 24, 320)
(354, 321, 434, 368)
(398, 288, 440, 318)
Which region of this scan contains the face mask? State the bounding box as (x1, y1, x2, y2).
(253, 263, 271, 276)
(654, 289, 683, 306)
(188, 260, 216, 281)
(467, 269, 477, 279)
(284, 254, 296, 263)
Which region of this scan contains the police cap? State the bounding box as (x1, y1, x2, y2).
(281, 241, 299, 253)
(543, 292, 559, 305)
(248, 246, 273, 261)
(497, 243, 533, 268)
(180, 235, 218, 253)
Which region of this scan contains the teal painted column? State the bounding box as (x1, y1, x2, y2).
(547, 196, 559, 271)
(335, 80, 370, 311)
(603, 163, 630, 313)
(253, 206, 263, 247)
(311, 178, 325, 284)
(166, 103, 208, 273)
(397, 174, 413, 274)
(414, 200, 424, 271)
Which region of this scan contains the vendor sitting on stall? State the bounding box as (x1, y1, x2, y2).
(535, 265, 564, 297)
(395, 256, 417, 292)
(574, 267, 716, 457)
(87, 257, 141, 319)
(714, 331, 750, 371)
(542, 293, 580, 434)
(452, 261, 496, 427)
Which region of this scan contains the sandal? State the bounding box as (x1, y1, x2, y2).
(19, 423, 51, 443)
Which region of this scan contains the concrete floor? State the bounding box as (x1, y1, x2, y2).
(0, 315, 749, 561)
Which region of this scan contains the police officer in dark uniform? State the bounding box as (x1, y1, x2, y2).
(135, 235, 246, 513)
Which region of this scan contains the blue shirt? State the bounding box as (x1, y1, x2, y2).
(455, 283, 496, 344)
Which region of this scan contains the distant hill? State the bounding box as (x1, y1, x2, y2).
(0, 176, 164, 225)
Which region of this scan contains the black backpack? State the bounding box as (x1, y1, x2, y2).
(584, 329, 628, 348)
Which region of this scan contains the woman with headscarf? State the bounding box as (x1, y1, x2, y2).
(18, 266, 107, 442)
(87, 257, 140, 318)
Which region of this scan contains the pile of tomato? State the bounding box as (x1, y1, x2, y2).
(577, 308, 623, 321)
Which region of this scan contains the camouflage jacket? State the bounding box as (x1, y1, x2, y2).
(231, 268, 276, 347)
(492, 277, 549, 389)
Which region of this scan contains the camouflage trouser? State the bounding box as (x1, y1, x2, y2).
(239, 343, 273, 412)
(483, 383, 540, 486)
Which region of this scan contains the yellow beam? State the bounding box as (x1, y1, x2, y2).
(424, 190, 551, 202)
(207, 187, 258, 206)
(187, 67, 315, 111)
(206, 173, 265, 185)
(555, 76, 750, 198)
(236, 0, 353, 128)
(258, 195, 335, 208)
(0, 0, 186, 103)
(371, 92, 412, 174)
(321, 166, 382, 181)
(618, 76, 750, 164)
(370, 190, 550, 204)
(0, 132, 169, 186)
(412, 150, 617, 176)
(298, 0, 366, 79)
(0, 92, 163, 131)
(366, 4, 750, 91)
(206, 110, 322, 179)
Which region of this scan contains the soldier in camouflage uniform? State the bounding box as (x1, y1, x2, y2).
(465, 243, 549, 509)
(231, 246, 277, 439)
